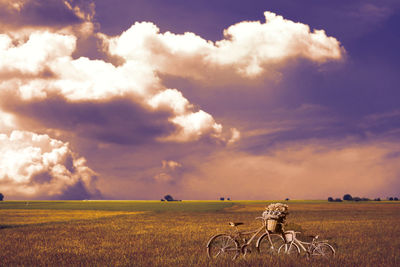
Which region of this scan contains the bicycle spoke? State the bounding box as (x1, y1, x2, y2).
(310, 243, 335, 258)
(258, 233, 285, 255)
(207, 235, 239, 260)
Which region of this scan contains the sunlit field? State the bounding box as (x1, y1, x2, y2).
(0, 201, 399, 266)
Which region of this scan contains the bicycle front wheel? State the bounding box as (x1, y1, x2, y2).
(278, 242, 300, 256)
(257, 233, 285, 254)
(207, 234, 239, 260)
(310, 243, 335, 258)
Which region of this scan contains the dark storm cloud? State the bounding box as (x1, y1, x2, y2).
(0, 0, 83, 29)
(52, 180, 102, 200)
(6, 95, 176, 145)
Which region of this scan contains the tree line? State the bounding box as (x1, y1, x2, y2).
(328, 194, 399, 202)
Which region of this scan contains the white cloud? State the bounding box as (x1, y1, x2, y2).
(0, 31, 76, 75)
(154, 160, 182, 183)
(164, 110, 223, 142)
(228, 128, 241, 145)
(0, 31, 227, 142)
(0, 11, 345, 144)
(148, 89, 191, 115)
(0, 110, 16, 132)
(162, 160, 182, 170)
(148, 89, 223, 142)
(105, 11, 344, 82)
(0, 130, 99, 199)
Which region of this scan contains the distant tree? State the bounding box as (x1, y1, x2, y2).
(388, 197, 394, 201)
(164, 195, 174, 201)
(361, 198, 370, 201)
(353, 197, 361, 202)
(374, 198, 381, 201)
(394, 197, 399, 201)
(227, 197, 231, 201)
(220, 197, 225, 201)
(343, 194, 353, 201)
(285, 198, 290, 201)
(0, 193, 3, 201)
(335, 198, 343, 202)
(160, 199, 165, 201)
(328, 197, 334, 202)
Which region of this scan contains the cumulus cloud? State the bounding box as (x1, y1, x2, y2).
(0, 10, 345, 144)
(154, 160, 183, 183)
(0, 110, 16, 132)
(228, 128, 241, 145)
(104, 11, 344, 83)
(0, 0, 99, 61)
(0, 130, 100, 199)
(162, 160, 182, 170)
(0, 30, 227, 143)
(0, 31, 76, 77)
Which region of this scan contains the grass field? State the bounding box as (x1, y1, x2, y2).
(0, 200, 399, 266)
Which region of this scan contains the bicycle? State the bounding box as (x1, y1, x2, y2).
(206, 217, 286, 260)
(278, 230, 335, 259)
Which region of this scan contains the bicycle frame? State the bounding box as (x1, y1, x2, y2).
(207, 217, 285, 259)
(234, 223, 265, 247)
(282, 231, 333, 255)
(233, 218, 283, 253)
(207, 219, 335, 259)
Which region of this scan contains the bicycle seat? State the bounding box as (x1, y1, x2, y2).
(229, 222, 244, 227)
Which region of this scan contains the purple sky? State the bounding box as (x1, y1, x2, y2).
(0, 0, 399, 200)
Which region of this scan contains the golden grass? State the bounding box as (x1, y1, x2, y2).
(0, 209, 142, 226)
(0, 202, 399, 266)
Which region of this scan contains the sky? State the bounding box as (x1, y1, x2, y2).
(0, 0, 399, 200)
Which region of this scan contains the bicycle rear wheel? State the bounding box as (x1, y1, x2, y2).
(278, 242, 300, 256)
(310, 243, 335, 258)
(257, 233, 285, 254)
(207, 234, 239, 260)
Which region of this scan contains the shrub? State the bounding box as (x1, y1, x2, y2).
(343, 194, 353, 201)
(328, 197, 334, 202)
(164, 195, 174, 201)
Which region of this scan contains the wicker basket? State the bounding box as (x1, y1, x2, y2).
(267, 219, 278, 232)
(284, 232, 293, 242)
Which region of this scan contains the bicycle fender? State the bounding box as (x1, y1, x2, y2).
(255, 233, 269, 248)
